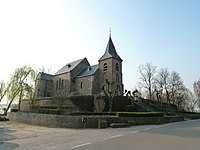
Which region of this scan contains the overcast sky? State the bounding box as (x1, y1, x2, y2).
(0, 0, 200, 91)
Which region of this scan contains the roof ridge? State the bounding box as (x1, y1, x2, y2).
(55, 58, 89, 75)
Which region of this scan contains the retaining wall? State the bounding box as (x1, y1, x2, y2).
(8, 112, 184, 128)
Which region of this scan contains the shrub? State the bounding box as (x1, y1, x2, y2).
(103, 96, 131, 112)
(0, 116, 9, 121)
(125, 105, 136, 112)
(70, 96, 94, 112)
(38, 109, 60, 114)
(10, 109, 18, 112)
(40, 106, 74, 110)
(69, 112, 116, 116)
(116, 112, 164, 117)
(112, 96, 131, 111)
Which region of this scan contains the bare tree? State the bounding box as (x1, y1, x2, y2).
(168, 71, 185, 105)
(23, 70, 39, 110)
(138, 63, 157, 100)
(102, 79, 120, 112)
(0, 81, 8, 103)
(6, 66, 35, 113)
(5, 80, 20, 114)
(194, 79, 200, 110)
(155, 68, 170, 104)
(181, 89, 198, 112)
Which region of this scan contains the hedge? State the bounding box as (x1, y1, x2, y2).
(103, 96, 131, 112)
(125, 105, 136, 112)
(10, 109, 18, 112)
(40, 106, 74, 109)
(69, 112, 116, 116)
(0, 116, 9, 121)
(70, 96, 94, 112)
(38, 109, 60, 114)
(116, 112, 164, 117)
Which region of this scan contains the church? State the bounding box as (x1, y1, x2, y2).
(36, 35, 123, 98)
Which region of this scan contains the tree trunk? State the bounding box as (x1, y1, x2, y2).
(18, 88, 23, 111)
(5, 99, 14, 115)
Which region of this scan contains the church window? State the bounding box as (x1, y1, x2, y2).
(61, 80, 64, 89)
(116, 63, 119, 71)
(116, 73, 119, 83)
(104, 63, 107, 71)
(81, 82, 83, 89)
(59, 79, 61, 90)
(56, 81, 59, 90)
(47, 92, 50, 97)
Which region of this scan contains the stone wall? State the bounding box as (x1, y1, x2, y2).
(36, 79, 53, 97)
(21, 98, 76, 112)
(8, 112, 184, 129)
(53, 72, 71, 97)
(75, 76, 93, 96)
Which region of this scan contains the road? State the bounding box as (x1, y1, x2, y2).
(0, 119, 200, 150)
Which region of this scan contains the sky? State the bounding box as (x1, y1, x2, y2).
(0, 0, 200, 92)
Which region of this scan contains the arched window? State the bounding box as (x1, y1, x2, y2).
(59, 79, 61, 90)
(61, 80, 64, 89)
(116, 73, 119, 83)
(104, 63, 107, 71)
(80, 82, 83, 89)
(116, 63, 119, 71)
(56, 80, 59, 90)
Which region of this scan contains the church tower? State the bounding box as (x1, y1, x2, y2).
(99, 35, 123, 95)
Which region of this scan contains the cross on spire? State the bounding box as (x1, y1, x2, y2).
(109, 27, 111, 37)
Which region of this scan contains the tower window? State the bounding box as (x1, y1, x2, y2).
(104, 63, 107, 71)
(116, 73, 119, 83)
(116, 63, 119, 71)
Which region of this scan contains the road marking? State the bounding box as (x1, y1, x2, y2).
(70, 142, 91, 149)
(109, 134, 122, 139)
(153, 125, 163, 129)
(130, 130, 140, 134)
(142, 127, 152, 131)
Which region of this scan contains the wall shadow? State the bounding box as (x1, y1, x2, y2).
(0, 128, 20, 150)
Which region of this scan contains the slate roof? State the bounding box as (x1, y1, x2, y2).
(39, 72, 53, 81)
(55, 58, 88, 75)
(77, 64, 99, 78)
(99, 36, 122, 61)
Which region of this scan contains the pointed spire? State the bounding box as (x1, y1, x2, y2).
(99, 34, 122, 61)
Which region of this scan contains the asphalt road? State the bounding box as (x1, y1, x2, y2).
(0, 119, 200, 150)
